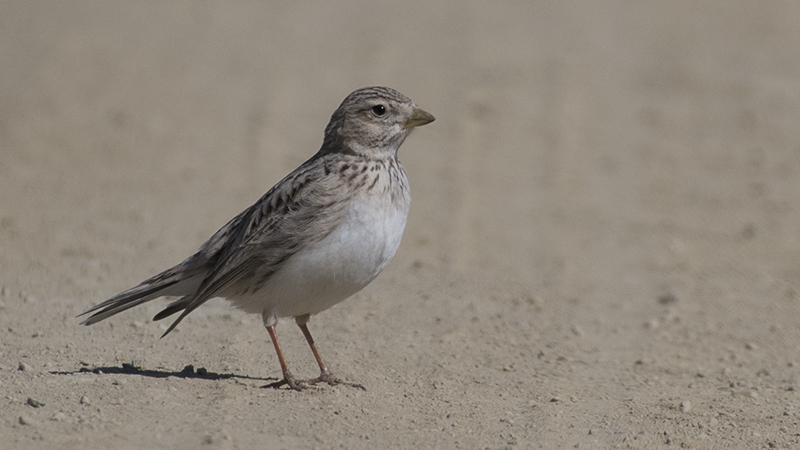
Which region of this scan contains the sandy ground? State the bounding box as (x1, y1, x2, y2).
(3, 1, 800, 448)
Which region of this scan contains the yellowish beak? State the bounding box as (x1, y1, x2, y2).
(403, 108, 436, 129)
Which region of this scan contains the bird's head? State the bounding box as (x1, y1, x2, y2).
(321, 86, 435, 157)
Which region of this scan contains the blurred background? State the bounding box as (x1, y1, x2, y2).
(2, 1, 800, 448)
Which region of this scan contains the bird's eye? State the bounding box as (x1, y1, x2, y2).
(371, 105, 386, 116)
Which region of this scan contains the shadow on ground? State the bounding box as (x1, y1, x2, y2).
(51, 363, 276, 382)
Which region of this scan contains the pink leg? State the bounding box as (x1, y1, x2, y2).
(298, 322, 365, 391)
(264, 325, 307, 390)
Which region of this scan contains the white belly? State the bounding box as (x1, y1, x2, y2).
(230, 190, 410, 326)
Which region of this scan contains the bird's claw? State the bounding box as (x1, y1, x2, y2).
(307, 370, 366, 391)
(263, 371, 312, 391)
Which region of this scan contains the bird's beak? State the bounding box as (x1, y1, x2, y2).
(403, 108, 436, 129)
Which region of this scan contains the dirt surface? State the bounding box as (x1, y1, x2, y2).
(3, 1, 800, 448)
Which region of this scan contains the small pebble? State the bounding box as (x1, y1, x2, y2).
(658, 293, 678, 305)
(680, 400, 691, 412)
(121, 363, 140, 372)
(745, 342, 758, 350)
(27, 398, 45, 408)
(181, 365, 195, 375)
(52, 412, 66, 422)
(19, 415, 36, 426)
(18, 362, 31, 372)
(80, 395, 91, 405)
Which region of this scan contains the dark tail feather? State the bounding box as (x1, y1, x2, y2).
(152, 296, 191, 322)
(159, 300, 201, 338)
(150, 295, 194, 338)
(78, 266, 200, 326)
(156, 256, 254, 338)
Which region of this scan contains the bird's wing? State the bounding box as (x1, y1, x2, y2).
(157, 154, 355, 336)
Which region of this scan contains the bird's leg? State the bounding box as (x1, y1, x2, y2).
(296, 316, 365, 391)
(263, 325, 308, 390)
(297, 322, 332, 378)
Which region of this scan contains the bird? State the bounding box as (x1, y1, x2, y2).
(79, 86, 435, 390)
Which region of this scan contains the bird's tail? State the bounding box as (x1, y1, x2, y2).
(78, 263, 202, 326)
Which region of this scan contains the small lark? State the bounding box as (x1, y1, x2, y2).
(79, 87, 434, 390)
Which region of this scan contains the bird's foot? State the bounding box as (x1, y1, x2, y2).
(307, 370, 366, 391)
(263, 371, 311, 391)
